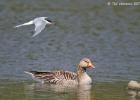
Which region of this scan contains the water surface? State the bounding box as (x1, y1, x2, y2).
(0, 0, 139, 100)
(0, 80, 131, 100)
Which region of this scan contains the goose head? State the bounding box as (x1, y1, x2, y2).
(78, 58, 95, 71)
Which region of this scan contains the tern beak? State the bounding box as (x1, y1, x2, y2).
(48, 21, 55, 25)
(50, 21, 56, 25)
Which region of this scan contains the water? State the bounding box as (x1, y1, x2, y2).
(0, 80, 131, 100)
(0, 0, 140, 100)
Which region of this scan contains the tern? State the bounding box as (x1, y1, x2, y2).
(14, 17, 53, 37)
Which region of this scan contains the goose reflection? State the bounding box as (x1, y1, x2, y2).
(127, 80, 140, 100)
(24, 83, 93, 100)
(127, 90, 140, 100)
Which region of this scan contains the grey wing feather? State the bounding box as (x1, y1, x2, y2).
(32, 20, 47, 37)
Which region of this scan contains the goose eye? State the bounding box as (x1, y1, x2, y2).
(83, 60, 89, 63)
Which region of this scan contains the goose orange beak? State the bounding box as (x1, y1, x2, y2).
(88, 63, 95, 68)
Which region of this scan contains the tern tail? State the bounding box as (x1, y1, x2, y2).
(14, 20, 34, 28)
(32, 32, 40, 37)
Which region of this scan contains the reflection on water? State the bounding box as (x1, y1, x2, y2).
(0, 80, 134, 100)
(77, 85, 92, 100)
(127, 90, 140, 100)
(25, 83, 92, 100)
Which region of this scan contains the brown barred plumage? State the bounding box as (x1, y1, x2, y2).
(26, 70, 77, 84)
(25, 58, 95, 85)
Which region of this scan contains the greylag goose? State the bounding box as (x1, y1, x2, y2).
(127, 80, 140, 98)
(24, 58, 95, 85)
(128, 80, 140, 90)
(14, 17, 53, 37)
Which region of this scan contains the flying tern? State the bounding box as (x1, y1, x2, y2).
(14, 17, 53, 37)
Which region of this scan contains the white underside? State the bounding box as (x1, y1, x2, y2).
(79, 72, 92, 85)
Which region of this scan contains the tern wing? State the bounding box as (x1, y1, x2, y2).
(14, 20, 33, 28)
(32, 20, 47, 37)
